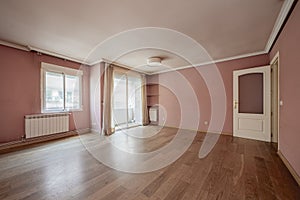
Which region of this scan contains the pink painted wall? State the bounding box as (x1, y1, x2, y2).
(155, 68, 211, 131)
(0, 45, 90, 143)
(158, 83, 182, 128)
(216, 55, 270, 133)
(150, 54, 269, 133)
(269, 2, 300, 177)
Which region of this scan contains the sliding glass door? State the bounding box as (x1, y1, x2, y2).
(113, 71, 142, 130)
(113, 72, 127, 129)
(128, 75, 142, 125)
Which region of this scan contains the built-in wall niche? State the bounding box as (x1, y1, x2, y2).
(146, 83, 159, 125)
(146, 83, 159, 107)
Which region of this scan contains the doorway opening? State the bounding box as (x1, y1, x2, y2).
(113, 71, 142, 131)
(270, 52, 280, 151)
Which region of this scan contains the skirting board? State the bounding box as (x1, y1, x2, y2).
(157, 124, 232, 135)
(278, 150, 300, 186)
(0, 131, 79, 153)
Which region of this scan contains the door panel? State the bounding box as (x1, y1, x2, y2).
(238, 118, 263, 131)
(233, 66, 271, 142)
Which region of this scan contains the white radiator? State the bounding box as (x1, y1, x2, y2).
(25, 113, 69, 139)
(149, 107, 158, 122)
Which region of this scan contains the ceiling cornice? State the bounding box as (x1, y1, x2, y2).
(27, 45, 90, 65)
(0, 40, 90, 65)
(149, 50, 268, 75)
(0, 0, 295, 72)
(101, 58, 152, 75)
(149, 0, 295, 75)
(0, 39, 29, 51)
(264, 0, 295, 52)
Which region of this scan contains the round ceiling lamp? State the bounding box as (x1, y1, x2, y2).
(147, 57, 162, 67)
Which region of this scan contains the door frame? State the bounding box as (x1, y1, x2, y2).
(270, 51, 280, 151)
(233, 65, 271, 142)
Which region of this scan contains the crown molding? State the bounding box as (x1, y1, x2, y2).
(265, 0, 295, 52)
(0, 40, 90, 65)
(27, 45, 90, 65)
(149, 50, 267, 75)
(0, 40, 30, 51)
(0, 39, 268, 75)
(0, 0, 295, 73)
(89, 60, 103, 66)
(101, 58, 152, 75)
(150, 0, 295, 75)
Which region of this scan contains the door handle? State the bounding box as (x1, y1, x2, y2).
(234, 101, 238, 109)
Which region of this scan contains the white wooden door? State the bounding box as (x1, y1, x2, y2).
(233, 66, 271, 142)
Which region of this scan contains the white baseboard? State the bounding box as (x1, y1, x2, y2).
(0, 127, 93, 152)
(278, 150, 300, 186)
(156, 125, 232, 135)
(0, 131, 78, 152)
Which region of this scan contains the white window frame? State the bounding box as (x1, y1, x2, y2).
(41, 62, 83, 113)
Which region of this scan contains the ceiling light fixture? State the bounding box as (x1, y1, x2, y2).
(147, 57, 162, 67)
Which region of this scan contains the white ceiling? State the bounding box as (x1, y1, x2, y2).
(0, 0, 293, 74)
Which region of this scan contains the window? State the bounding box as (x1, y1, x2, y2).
(113, 70, 142, 129)
(41, 62, 83, 113)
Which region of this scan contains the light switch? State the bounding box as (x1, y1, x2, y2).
(279, 100, 283, 106)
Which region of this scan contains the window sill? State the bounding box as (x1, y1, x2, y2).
(42, 109, 83, 114)
(68, 109, 83, 112)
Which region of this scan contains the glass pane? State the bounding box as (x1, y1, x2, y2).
(65, 75, 80, 110)
(238, 73, 263, 114)
(128, 75, 142, 126)
(45, 72, 64, 111)
(113, 73, 127, 127)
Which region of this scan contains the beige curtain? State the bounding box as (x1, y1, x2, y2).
(141, 75, 149, 125)
(102, 63, 115, 135)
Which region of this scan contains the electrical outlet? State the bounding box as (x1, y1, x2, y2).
(21, 135, 26, 141)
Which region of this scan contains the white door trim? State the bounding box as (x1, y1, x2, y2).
(233, 65, 271, 142)
(270, 51, 280, 150)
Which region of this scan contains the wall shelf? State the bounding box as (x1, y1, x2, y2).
(147, 94, 159, 97)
